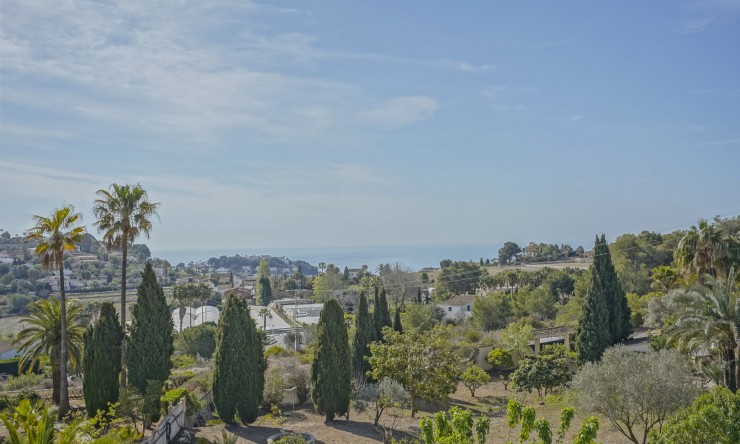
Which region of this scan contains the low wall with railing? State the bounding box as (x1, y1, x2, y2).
(140, 398, 186, 444)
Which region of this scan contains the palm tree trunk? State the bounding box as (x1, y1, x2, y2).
(120, 239, 128, 389)
(727, 348, 737, 393)
(51, 354, 60, 405)
(58, 264, 70, 418)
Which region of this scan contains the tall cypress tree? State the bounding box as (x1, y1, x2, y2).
(351, 292, 373, 379)
(600, 234, 631, 342)
(256, 259, 272, 306)
(373, 287, 392, 341)
(82, 302, 122, 417)
(393, 306, 404, 334)
(576, 236, 612, 364)
(213, 294, 265, 424)
(127, 263, 174, 420)
(311, 299, 351, 421)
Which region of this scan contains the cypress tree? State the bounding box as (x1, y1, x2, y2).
(256, 259, 272, 306)
(599, 234, 631, 342)
(575, 236, 612, 364)
(82, 302, 122, 417)
(343, 266, 350, 281)
(393, 306, 404, 334)
(351, 292, 373, 379)
(213, 294, 265, 424)
(373, 287, 392, 341)
(416, 287, 422, 304)
(311, 298, 351, 421)
(127, 263, 174, 420)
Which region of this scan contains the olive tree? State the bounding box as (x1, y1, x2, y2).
(368, 327, 459, 417)
(570, 346, 700, 444)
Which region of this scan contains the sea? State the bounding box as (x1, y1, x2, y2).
(154, 243, 510, 272)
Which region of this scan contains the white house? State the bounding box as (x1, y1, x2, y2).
(281, 303, 324, 325)
(437, 294, 476, 321)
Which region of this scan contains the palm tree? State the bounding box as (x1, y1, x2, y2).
(258, 307, 273, 331)
(676, 219, 728, 280)
(24, 206, 84, 417)
(171, 282, 211, 331)
(668, 267, 739, 391)
(650, 265, 682, 294)
(14, 298, 84, 411)
(92, 183, 159, 388)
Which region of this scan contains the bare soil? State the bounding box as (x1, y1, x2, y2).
(191, 380, 632, 444)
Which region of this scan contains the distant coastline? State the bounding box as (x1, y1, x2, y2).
(154, 241, 589, 271)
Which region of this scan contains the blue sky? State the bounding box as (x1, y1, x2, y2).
(1, 0, 739, 254)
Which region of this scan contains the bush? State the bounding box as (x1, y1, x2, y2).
(161, 387, 204, 416)
(285, 365, 309, 404)
(175, 323, 218, 359)
(1, 374, 44, 391)
(168, 370, 197, 388)
(486, 348, 514, 370)
(0, 389, 41, 412)
(265, 345, 290, 359)
(273, 433, 308, 444)
(9, 294, 32, 313)
(171, 354, 197, 369)
(651, 387, 740, 444)
(263, 367, 285, 407)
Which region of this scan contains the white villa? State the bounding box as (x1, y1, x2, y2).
(280, 303, 324, 325)
(437, 294, 476, 321)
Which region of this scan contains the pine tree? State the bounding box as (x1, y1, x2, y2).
(393, 306, 404, 334)
(373, 287, 392, 341)
(82, 302, 123, 417)
(575, 236, 613, 364)
(213, 294, 265, 424)
(311, 298, 351, 421)
(351, 292, 373, 380)
(256, 259, 272, 306)
(127, 263, 174, 421)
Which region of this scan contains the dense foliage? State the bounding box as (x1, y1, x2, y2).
(420, 406, 490, 444)
(175, 323, 218, 359)
(460, 364, 490, 397)
(351, 292, 373, 379)
(369, 327, 460, 417)
(82, 302, 123, 417)
(576, 235, 630, 363)
(256, 259, 272, 306)
(213, 294, 265, 424)
(372, 287, 392, 341)
(570, 346, 699, 444)
(127, 263, 174, 421)
(651, 387, 740, 444)
(510, 353, 571, 400)
(14, 298, 84, 406)
(311, 299, 351, 421)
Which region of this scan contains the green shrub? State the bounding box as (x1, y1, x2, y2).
(175, 323, 218, 359)
(263, 367, 285, 407)
(1, 373, 44, 391)
(273, 433, 308, 444)
(486, 348, 514, 370)
(161, 387, 204, 416)
(265, 345, 290, 359)
(168, 370, 196, 387)
(171, 354, 197, 369)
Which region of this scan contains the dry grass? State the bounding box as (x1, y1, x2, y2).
(191, 379, 633, 444)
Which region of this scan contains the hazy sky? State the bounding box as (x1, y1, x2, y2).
(1, 1, 739, 253)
